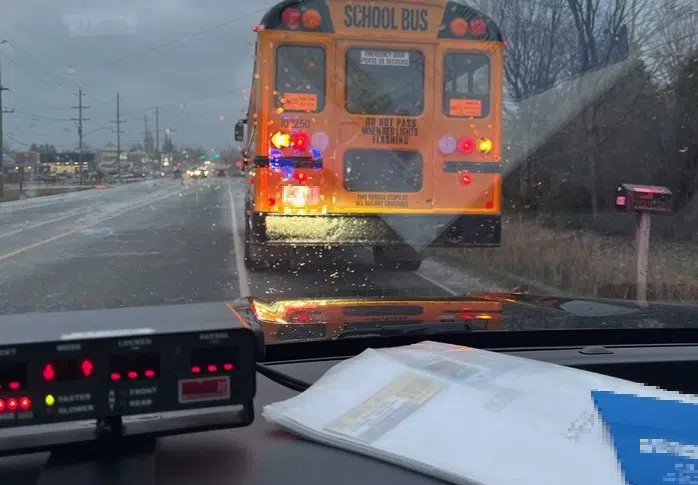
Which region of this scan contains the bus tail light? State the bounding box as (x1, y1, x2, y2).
(271, 131, 291, 149)
(291, 131, 310, 150)
(281, 7, 301, 29)
(459, 172, 472, 185)
(449, 18, 468, 37)
(477, 137, 493, 154)
(457, 136, 475, 154)
(302, 9, 322, 30)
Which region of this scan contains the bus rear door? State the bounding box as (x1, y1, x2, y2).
(334, 41, 436, 220)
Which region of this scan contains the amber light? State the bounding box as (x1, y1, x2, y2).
(449, 18, 468, 36)
(271, 131, 291, 149)
(302, 9, 322, 30)
(477, 137, 493, 154)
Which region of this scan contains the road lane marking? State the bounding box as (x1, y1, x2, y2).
(0, 188, 181, 262)
(0, 211, 88, 239)
(227, 180, 250, 298)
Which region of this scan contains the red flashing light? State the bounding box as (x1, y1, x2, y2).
(457, 137, 475, 154)
(470, 18, 487, 37)
(81, 359, 93, 377)
(127, 371, 138, 380)
(144, 369, 156, 378)
(294, 170, 308, 184)
(7, 398, 17, 411)
(19, 397, 30, 410)
(8, 381, 19, 390)
(110, 372, 121, 381)
(291, 131, 310, 150)
(281, 7, 301, 28)
(42, 364, 56, 381)
(191, 366, 201, 374)
(207, 364, 218, 372)
(223, 363, 234, 371)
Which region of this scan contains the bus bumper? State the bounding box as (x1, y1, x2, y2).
(247, 213, 501, 248)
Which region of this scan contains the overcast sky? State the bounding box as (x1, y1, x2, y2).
(1, 0, 279, 152)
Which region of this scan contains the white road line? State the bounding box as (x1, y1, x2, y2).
(414, 270, 460, 296)
(227, 181, 250, 298)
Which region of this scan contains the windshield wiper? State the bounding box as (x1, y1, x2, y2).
(336, 321, 481, 339)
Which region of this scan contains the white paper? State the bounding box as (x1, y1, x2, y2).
(263, 341, 698, 485)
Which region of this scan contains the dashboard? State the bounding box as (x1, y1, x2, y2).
(2, 304, 698, 485)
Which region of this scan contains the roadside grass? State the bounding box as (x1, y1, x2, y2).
(431, 216, 698, 302)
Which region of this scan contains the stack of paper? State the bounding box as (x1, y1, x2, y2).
(262, 341, 698, 485)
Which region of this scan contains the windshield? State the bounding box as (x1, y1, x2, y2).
(1, 0, 697, 341)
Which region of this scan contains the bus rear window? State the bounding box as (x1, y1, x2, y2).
(443, 52, 490, 118)
(275, 45, 326, 112)
(346, 48, 424, 116)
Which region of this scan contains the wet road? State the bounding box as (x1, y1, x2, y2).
(0, 177, 503, 314)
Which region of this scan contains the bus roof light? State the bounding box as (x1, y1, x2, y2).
(470, 18, 487, 37)
(449, 18, 468, 37)
(302, 9, 322, 30)
(281, 7, 301, 29)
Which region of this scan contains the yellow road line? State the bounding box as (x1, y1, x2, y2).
(0, 212, 85, 240)
(0, 189, 180, 262)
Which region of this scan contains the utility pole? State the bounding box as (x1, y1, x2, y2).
(0, 44, 14, 198)
(143, 113, 149, 150)
(71, 88, 90, 183)
(111, 93, 125, 176)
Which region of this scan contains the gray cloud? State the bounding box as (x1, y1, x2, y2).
(2, 0, 274, 151)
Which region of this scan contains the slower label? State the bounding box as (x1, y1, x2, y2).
(324, 373, 442, 443)
(360, 50, 410, 66)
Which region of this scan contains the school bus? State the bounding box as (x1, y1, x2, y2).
(235, 0, 504, 271)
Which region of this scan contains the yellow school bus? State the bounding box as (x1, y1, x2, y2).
(234, 0, 504, 271)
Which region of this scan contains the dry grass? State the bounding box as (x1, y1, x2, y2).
(439, 216, 698, 301)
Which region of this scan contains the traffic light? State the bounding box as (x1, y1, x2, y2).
(185, 154, 189, 159)
(201, 155, 206, 160)
(215, 153, 221, 159)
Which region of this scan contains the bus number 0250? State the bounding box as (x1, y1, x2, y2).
(281, 119, 311, 129)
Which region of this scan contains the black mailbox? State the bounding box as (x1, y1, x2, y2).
(234, 119, 247, 142)
(615, 183, 673, 214)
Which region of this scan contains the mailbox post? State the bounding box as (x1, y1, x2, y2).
(615, 184, 673, 303)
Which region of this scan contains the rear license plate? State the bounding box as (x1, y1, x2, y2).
(283, 185, 320, 206)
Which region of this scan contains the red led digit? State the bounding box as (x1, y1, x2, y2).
(42, 364, 56, 381)
(207, 364, 218, 372)
(191, 366, 201, 373)
(144, 369, 155, 378)
(127, 371, 138, 379)
(110, 372, 121, 381)
(7, 398, 17, 411)
(8, 381, 20, 390)
(0, 400, 5, 412)
(19, 397, 30, 410)
(81, 359, 94, 377)
(223, 363, 234, 371)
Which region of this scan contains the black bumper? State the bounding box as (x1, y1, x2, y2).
(247, 213, 501, 248)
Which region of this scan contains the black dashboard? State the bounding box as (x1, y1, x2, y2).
(2, 339, 698, 485)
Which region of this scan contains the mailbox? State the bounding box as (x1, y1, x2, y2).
(234, 119, 247, 142)
(615, 183, 673, 214)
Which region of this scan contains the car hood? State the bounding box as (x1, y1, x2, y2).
(241, 292, 698, 343)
